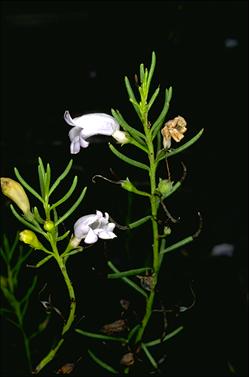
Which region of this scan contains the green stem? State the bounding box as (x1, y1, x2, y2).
(8, 266, 32, 373)
(134, 104, 160, 345)
(15, 303, 32, 373)
(33, 248, 76, 374)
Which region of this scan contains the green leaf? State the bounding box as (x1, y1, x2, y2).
(140, 63, 145, 83)
(128, 215, 151, 229)
(14, 167, 43, 203)
(107, 261, 148, 298)
(156, 128, 204, 165)
(127, 324, 140, 342)
(108, 267, 151, 279)
(33, 206, 44, 224)
(145, 326, 184, 347)
(147, 51, 156, 93)
(20, 276, 38, 317)
(151, 86, 172, 139)
(109, 144, 149, 171)
(10, 205, 46, 236)
(50, 176, 78, 210)
(55, 186, 87, 226)
(75, 328, 127, 343)
(87, 349, 119, 374)
(124, 76, 140, 117)
(38, 157, 46, 196)
(111, 108, 146, 143)
(26, 254, 53, 268)
(148, 86, 160, 111)
(160, 236, 194, 256)
(45, 162, 51, 195)
(57, 230, 70, 242)
(48, 159, 73, 196)
(141, 343, 158, 369)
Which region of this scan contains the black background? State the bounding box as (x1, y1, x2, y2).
(0, 1, 248, 376)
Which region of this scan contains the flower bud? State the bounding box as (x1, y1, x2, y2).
(1, 178, 30, 215)
(112, 130, 130, 145)
(157, 178, 173, 198)
(121, 178, 136, 193)
(19, 230, 44, 250)
(163, 226, 171, 236)
(44, 220, 55, 232)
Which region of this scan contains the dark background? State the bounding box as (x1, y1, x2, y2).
(0, 1, 248, 376)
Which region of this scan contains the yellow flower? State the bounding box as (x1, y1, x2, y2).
(0, 177, 30, 215)
(161, 116, 187, 149)
(19, 230, 44, 250)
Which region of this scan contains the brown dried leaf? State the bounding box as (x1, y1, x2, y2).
(100, 319, 127, 335)
(56, 363, 75, 374)
(120, 352, 135, 366)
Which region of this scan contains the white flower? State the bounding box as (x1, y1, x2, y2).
(72, 210, 117, 245)
(64, 111, 120, 154)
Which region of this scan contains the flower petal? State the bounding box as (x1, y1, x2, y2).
(84, 228, 98, 244)
(98, 231, 117, 240)
(64, 110, 77, 126)
(74, 223, 89, 239)
(79, 137, 89, 148)
(68, 126, 81, 141)
(70, 136, 81, 154)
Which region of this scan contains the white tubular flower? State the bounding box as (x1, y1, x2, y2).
(64, 111, 120, 154)
(73, 210, 117, 245)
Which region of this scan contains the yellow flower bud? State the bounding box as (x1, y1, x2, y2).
(0, 178, 30, 215)
(44, 220, 55, 232)
(19, 230, 44, 250)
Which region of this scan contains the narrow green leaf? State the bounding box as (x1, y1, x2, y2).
(57, 230, 70, 242)
(33, 206, 44, 224)
(26, 254, 53, 268)
(88, 349, 119, 374)
(50, 176, 78, 210)
(38, 157, 46, 197)
(141, 343, 158, 369)
(128, 215, 151, 229)
(127, 324, 140, 342)
(147, 51, 156, 93)
(55, 186, 87, 226)
(107, 261, 148, 298)
(160, 236, 193, 255)
(109, 144, 149, 171)
(151, 86, 172, 139)
(44, 163, 51, 196)
(145, 326, 184, 347)
(0, 246, 8, 264)
(20, 276, 37, 307)
(111, 108, 146, 143)
(12, 247, 33, 278)
(124, 76, 140, 116)
(75, 328, 127, 343)
(108, 267, 151, 279)
(21, 276, 38, 317)
(156, 128, 204, 165)
(37, 164, 45, 198)
(148, 86, 160, 111)
(14, 168, 43, 203)
(49, 160, 73, 196)
(0, 308, 13, 316)
(140, 63, 145, 83)
(10, 205, 46, 235)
